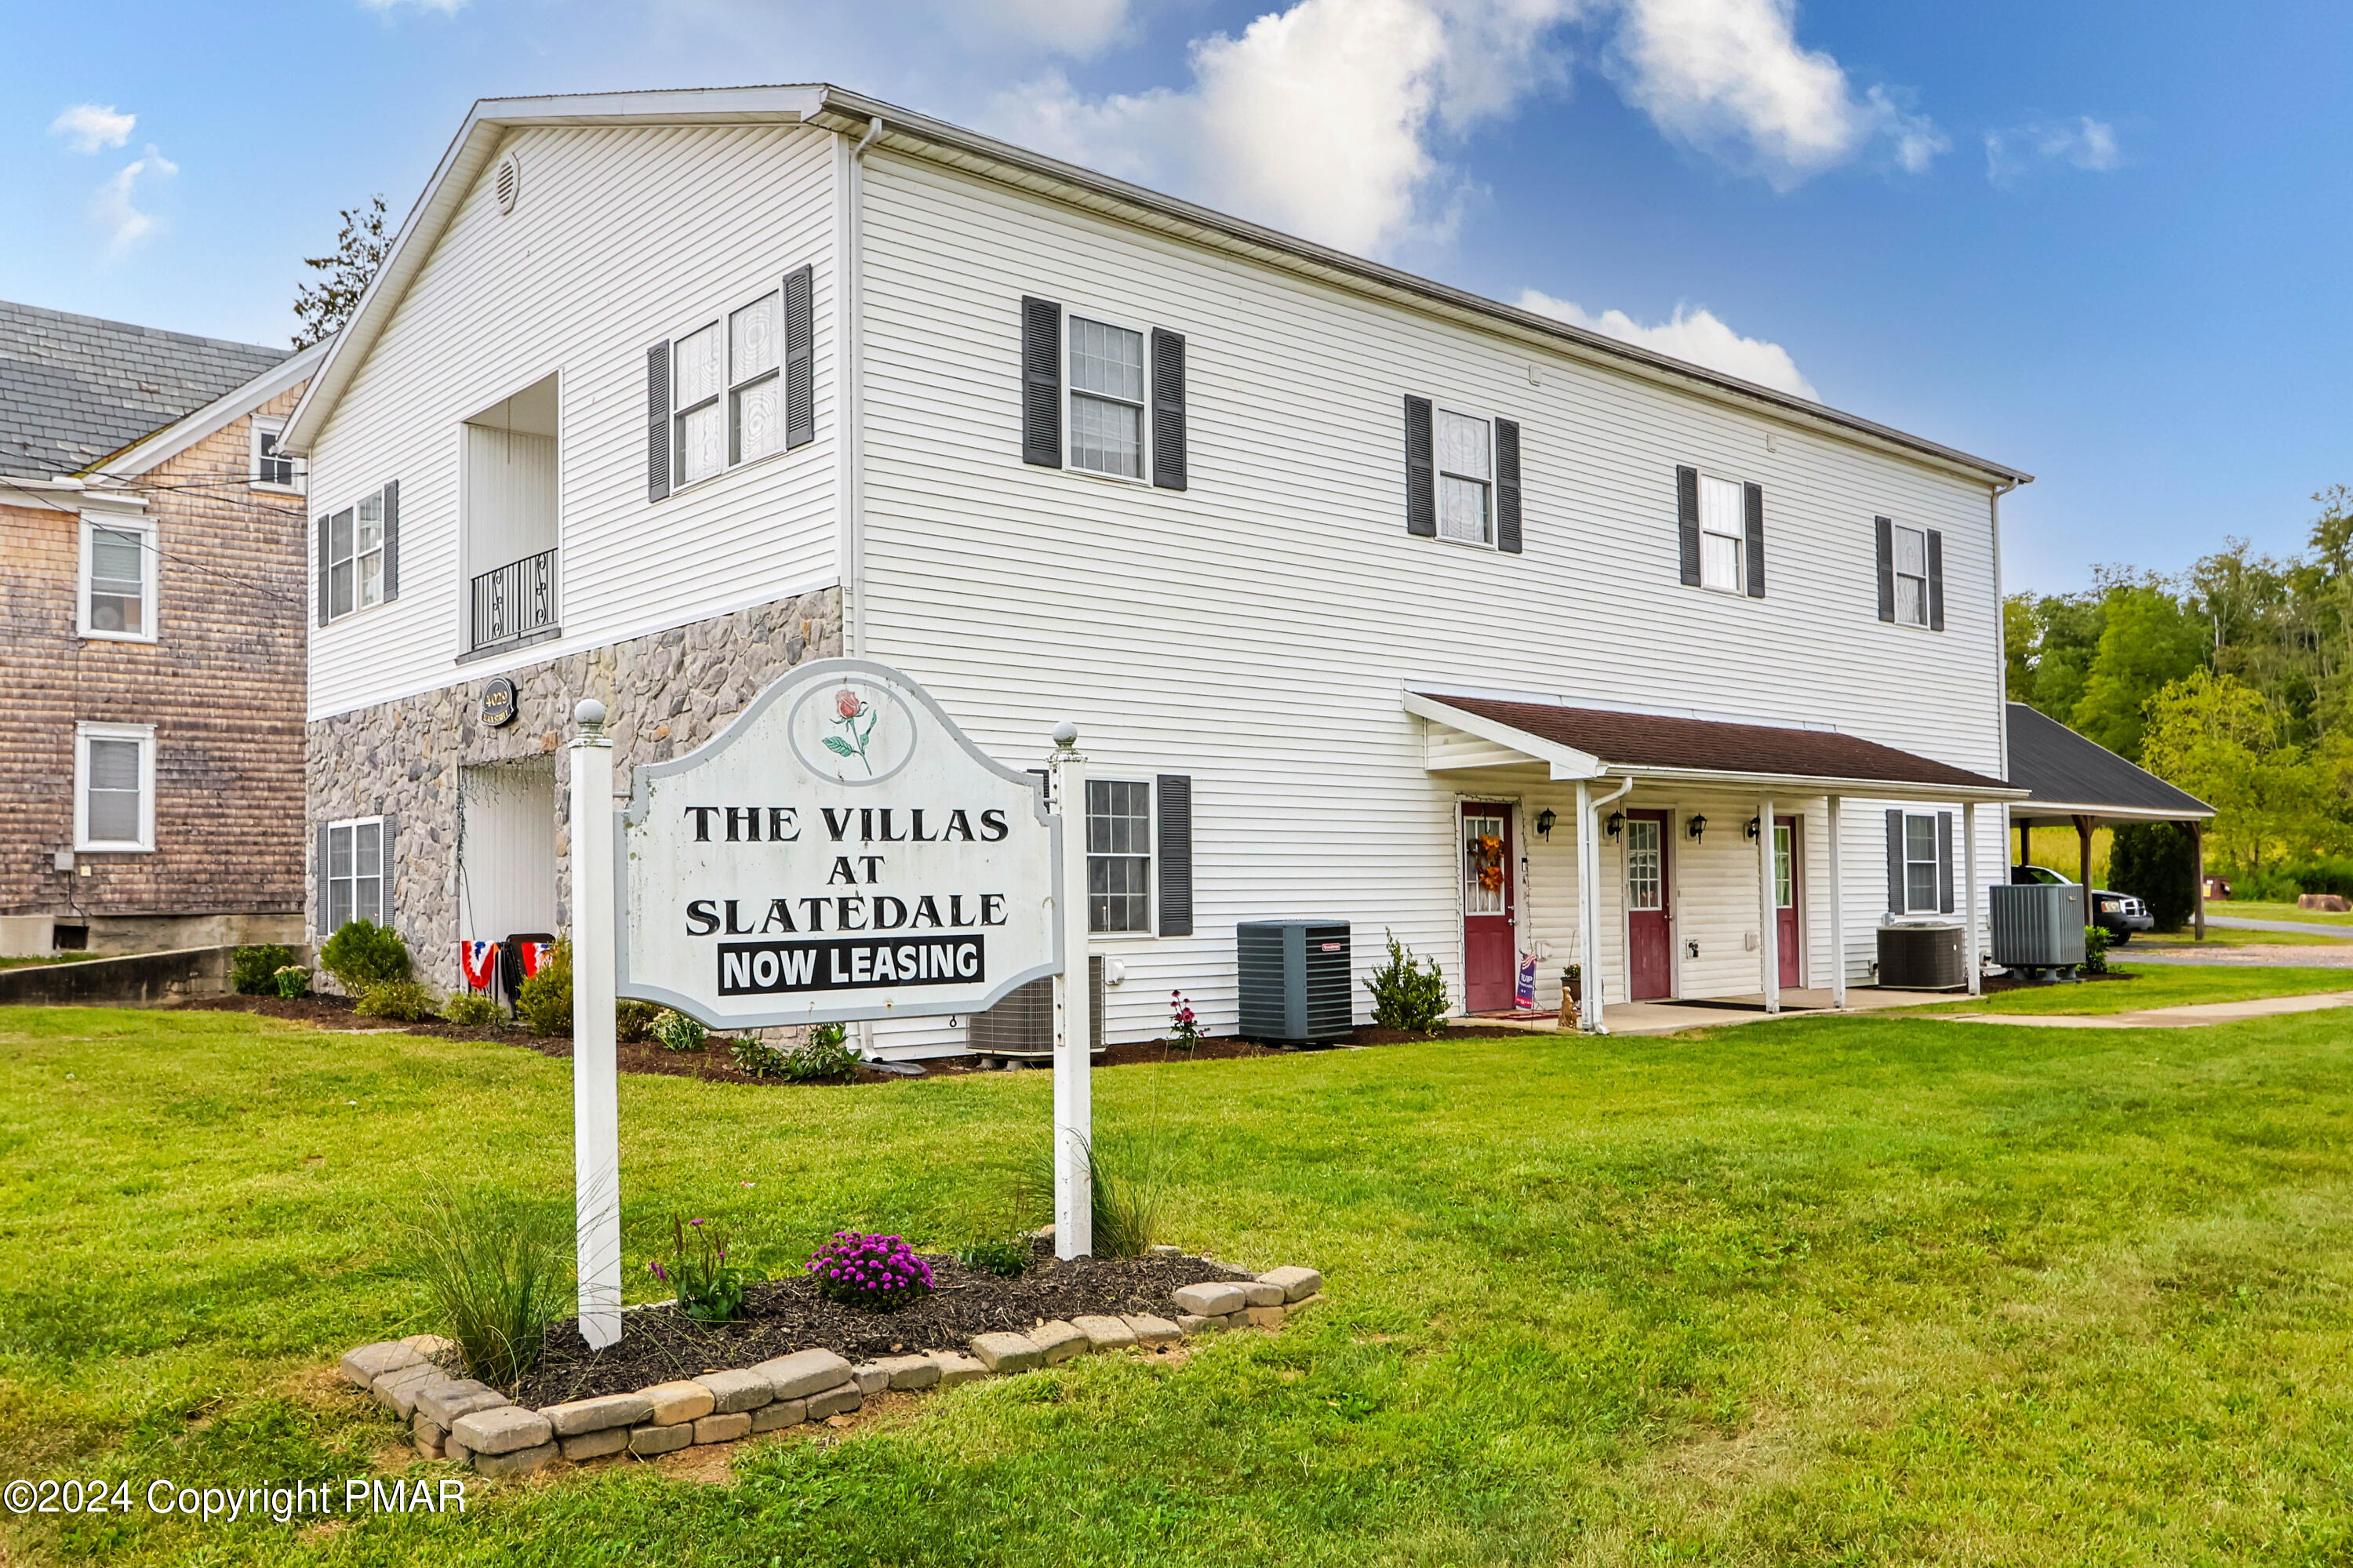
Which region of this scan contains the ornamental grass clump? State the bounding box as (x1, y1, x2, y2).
(397, 1185, 571, 1388)
(806, 1231, 933, 1311)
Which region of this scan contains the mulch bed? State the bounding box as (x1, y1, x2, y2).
(511, 1239, 1248, 1407)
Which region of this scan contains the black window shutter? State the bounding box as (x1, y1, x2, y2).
(1743, 481, 1766, 598)
(381, 480, 400, 602)
(1675, 466, 1700, 585)
(1404, 395, 1435, 537)
(1875, 516, 1895, 622)
(1020, 297, 1062, 467)
(1494, 418, 1522, 554)
(1155, 774, 1193, 937)
(381, 813, 400, 926)
(315, 515, 330, 626)
(646, 341, 671, 501)
(1937, 811, 1955, 914)
(1885, 808, 1904, 914)
(317, 821, 333, 937)
(784, 265, 815, 450)
(1926, 528, 1946, 632)
(1150, 328, 1186, 491)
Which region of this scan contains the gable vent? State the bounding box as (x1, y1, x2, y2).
(493, 154, 522, 216)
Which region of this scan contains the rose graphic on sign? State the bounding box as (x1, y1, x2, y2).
(824, 687, 878, 773)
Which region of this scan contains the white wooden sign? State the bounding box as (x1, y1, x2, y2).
(613, 658, 1061, 1029)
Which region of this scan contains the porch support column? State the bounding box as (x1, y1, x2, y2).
(1758, 795, 1780, 1014)
(1576, 781, 1602, 1031)
(2072, 813, 2096, 892)
(1826, 794, 1846, 1009)
(2188, 818, 2206, 941)
(1963, 802, 1983, 996)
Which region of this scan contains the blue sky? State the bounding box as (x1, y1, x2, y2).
(5, 0, 2345, 595)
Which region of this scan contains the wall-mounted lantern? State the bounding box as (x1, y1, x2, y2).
(1605, 811, 1624, 839)
(1535, 807, 1557, 840)
(1745, 817, 1762, 841)
(1686, 814, 1707, 842)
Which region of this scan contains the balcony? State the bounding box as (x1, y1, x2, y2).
(470, 546, 558, 653)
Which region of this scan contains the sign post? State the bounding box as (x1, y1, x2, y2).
(566, 699, 623, 1349)
(1049, 724, 1091, 1260)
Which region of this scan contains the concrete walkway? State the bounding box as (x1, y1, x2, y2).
(1931, 989, 2353, 1029)
(1457, 988, 1962, 1038)
(2204, 914, 2353, 940)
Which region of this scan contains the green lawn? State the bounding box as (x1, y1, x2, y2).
(1919, 962, 2353, 1015)
(2211, 900, 2353, 929)
(2133, 923, 2347, 948)
(6, 1004, 2353, 1565)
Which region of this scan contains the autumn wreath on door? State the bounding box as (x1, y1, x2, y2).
(1469, 833, 1506, 893)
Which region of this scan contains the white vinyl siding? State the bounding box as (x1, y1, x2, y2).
(79, 515, 155, 642)
(1087, 778, 1152, 933)
(1697, 474, 1745, 592)
(326, 816, 387, 932)
(1436, 409, 1492, 545)
(305, 122, 837, 719)
(75, 722, 155, 852)
(1067, 315, 1146, 478)
(1893, 524, 1929, 627)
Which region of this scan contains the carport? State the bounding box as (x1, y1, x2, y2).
(2004, 702, 2217, 937)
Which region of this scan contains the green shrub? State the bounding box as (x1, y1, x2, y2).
(515, 940, 572, 1036)
(2226, 853, 2353, 904)
(319, 919, 411, 993)
(616, 999, 661, 1044)
(650, 1009, 708, 1053)
(357, 978, 442, 1022)
(954, 1235, 1032, 1278)
(728, 1036, 787, 1079)
(1364, 930, 1449, 1035)
(2082, 926, 2111, 975)
(2108, 822, 2199, 930)
(230, 944, 296, 995)
(397, 1185, 572, 1388)
(273, 965, 311, 999)
(443, 991, 504, 1027)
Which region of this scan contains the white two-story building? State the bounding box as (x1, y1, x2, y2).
(282, 84, 2029, 1054)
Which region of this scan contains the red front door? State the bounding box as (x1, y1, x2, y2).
(1625, 809, 1671, 1000)
(1460, 805, 1515, 1013)
(1774, 817, 1801, 989)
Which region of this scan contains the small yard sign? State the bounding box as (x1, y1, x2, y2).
(614, 659, 1061, 1028)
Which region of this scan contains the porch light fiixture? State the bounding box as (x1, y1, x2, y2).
(1745, 817, 1762, 841)
(1686, 814, 1707, 842)
(1604, 811, 1623, 839)
(1536, 807, 1557, 839)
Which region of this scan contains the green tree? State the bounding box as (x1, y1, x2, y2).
(292, 195, 391, 350)
(2140, 669, 2330, 875)
(2002, 590, 2105, 722)
(2072, 580, 2207, 761)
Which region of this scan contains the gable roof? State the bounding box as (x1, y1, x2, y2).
(2004, 702, 2213, 821)
(0, 300, 289, 480)
(280, 85, 2031, 492)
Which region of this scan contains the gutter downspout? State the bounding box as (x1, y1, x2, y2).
(1989, 478, 2018, 975)
(1578, 774, 1635, 1031)
(839, 115, 882, 661)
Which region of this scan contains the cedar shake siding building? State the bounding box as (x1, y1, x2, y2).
(283, 86, 2031, 1051)
(0, 301, 322, 956)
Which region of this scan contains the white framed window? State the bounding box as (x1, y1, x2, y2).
(1892, 524, 1929, 627)
(250, 416, 303, 492)
(1901, 811, 1940, 914)
(671, 284, 787, 490)
(322, 487, 388, 621)
(1697, 475, 1745, 592)
(1436, 409, 1493, 545)
(75, 722, 155, 852)
(78, 514, 157, 642)
(1067, 315, 1147, 479)
(325, 817, 387, 933)
(1086, 778, 1153, 933)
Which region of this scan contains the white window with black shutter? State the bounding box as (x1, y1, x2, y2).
(320, 814, 396, 935)
(1677, 467, 1765, 596)
(315, 481, 398, 626)
(1018, 297, 1187, 489)
(1084, 775, 1196, 937)
(1404, 395, 1522, 553)
(1875, 516, 1944, 630)
(1885, 808, 1955, 916)
(648, 266, 815, 500)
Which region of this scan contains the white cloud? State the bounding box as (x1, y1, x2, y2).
(92, 148, 177, 254)
(1984, 115, 2121, 184)
(1518, 287, 1817, 399)
(49, 104, 136, 154)
(1607, 0, 1942, 187)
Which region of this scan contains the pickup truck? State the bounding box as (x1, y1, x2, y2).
(2011, 864, 2155, 942)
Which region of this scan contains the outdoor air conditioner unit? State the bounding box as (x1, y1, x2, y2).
(1876, 923, 1966, 990)
(1989, 883, 2086, 978)
(966, 955, 1104, 1063)
(1237, 919, 1352, 1045)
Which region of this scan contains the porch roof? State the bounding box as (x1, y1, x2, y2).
(2003, 702, 2213, 824)
(1408, 692, 2025, 801)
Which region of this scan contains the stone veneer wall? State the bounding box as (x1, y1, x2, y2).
(304, 589, 842, 993)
